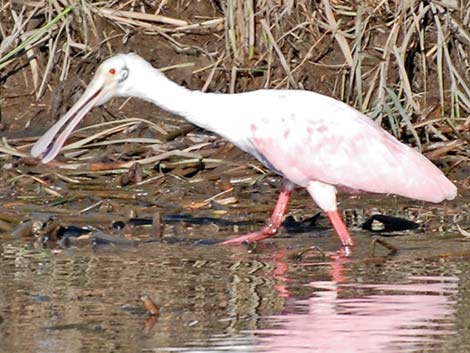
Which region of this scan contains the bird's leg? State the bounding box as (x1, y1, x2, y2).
(326, 211, 354, 247)
(307, 181, 355, 247)
(221, 180, 294, 245)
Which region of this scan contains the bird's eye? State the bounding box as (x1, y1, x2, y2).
(109, 68, 116, 75)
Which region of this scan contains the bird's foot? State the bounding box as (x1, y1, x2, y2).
(337, 246, 353, 258)
(220, 225, 278, 245)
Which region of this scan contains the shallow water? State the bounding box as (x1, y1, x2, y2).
(1, 189, 470, 353)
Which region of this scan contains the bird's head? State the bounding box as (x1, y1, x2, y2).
(90, 54, 131, 105)
(31, 53, 150, 163)
(91, 53, 156, 104)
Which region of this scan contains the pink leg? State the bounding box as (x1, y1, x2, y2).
(326, 211, 354, 247)
(221, 181, 294, 245)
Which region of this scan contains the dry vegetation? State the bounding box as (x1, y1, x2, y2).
(0, 0, 468, 244)
(0, 0, 468, 168)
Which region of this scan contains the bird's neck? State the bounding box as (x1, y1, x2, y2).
(128, 66, 259, 157)
(131, 69, 216, 130)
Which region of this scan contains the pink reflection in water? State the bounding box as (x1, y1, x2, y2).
(256, 275, 457, 353)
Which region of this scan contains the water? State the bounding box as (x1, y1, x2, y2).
(1, 227, 469, 353)
(0, 170, 468, 353)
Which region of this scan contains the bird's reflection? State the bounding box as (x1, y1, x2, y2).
(259, 248, 457, 353)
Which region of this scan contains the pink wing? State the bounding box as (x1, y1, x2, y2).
(249, 96, 456, 203)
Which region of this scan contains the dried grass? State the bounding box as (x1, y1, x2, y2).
(0, 0, 469, 161)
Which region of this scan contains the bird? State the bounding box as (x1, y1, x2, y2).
(31, 53, 457, 248)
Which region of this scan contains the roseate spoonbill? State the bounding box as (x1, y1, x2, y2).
(31, 53, 457, 247)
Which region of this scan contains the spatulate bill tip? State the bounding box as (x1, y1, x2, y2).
(39, 145, 61, 163)
(30, 145, 42, 158)
(30, 141, 57, 163)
